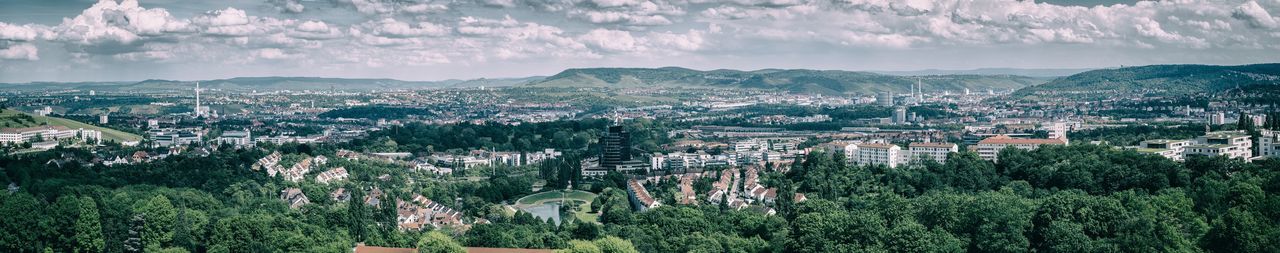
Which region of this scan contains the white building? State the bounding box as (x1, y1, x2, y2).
(216, 130, 253, 147)
(34, 106, 52, 116)
(1137, 139, 1192, 161)
(315, 167, 349, 184)
(855, 143, 903, 168)
(908, 142, 958, 164)
(1262, 130, 1280, 158)
(1209, 112, 1226, 125)
(1045, 121, 1067, 140)
(972, 135, 1068, 162)
(0, 126, 101, 145)
(1186, 131, 1252, 160)
(894, 106, 908, 124)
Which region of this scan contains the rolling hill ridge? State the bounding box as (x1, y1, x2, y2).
(528, 67, 1048, 95)
(1011, 63, 1280, 100)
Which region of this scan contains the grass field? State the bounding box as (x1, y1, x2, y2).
(515, 190, 597, 206)
(0, 109, 142, 142)
(513, 190, 600, 223)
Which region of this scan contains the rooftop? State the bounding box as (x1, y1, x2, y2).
(978, 135, 1067, 145)
(909, 142, 957, 148)
(1141, 139, 1188, 144)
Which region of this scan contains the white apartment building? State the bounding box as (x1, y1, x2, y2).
(856, 143, 903, 168)
(908, 142, 958, 164)
(1138, 139, 1193, 161)
(1262, 130, 1280, 158)
(1186, 131, 1252, 160)
(972, 135, 1068, 162)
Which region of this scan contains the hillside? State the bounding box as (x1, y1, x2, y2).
(873, 68, 1093, 77)
(1011, 63, 1280, 100)
(0, 109, 142, 143)
(527, 67, 1046, 95)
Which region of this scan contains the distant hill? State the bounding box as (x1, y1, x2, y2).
(873, 68, 1094, 77)
(528, 67, 1047, 95)
(1011, 64, 1280, 100)
(0, 76, 543, 92)
(0, 109, 142, 143)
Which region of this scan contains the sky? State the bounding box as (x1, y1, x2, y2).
(0, 0, 1278, 82)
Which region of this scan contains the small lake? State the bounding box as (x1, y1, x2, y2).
(520, 203, 561, 225)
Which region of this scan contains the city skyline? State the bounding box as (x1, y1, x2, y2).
(2, 0, 1280, 82)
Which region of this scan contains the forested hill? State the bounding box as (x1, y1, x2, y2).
(528, 67, 1046, 95)
(1011, 63, 1280, 100)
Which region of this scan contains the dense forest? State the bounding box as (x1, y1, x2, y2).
(1, 119, 1278, 252)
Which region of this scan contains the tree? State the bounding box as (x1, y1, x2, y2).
(74, 197, 105, 253)
(124, 214, 144, 253)
(593, 236, 639, 253)
(560, 240, 602, 253)
(416, 231, 465, 253)
(134, 195, 177, 249)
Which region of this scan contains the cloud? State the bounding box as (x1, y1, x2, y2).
(5, 0, 1280, 82)
(289, 20, 344, 40)
(1233, 1, 1278, 29)
(0, 23, 45, 41)
(0, 43, 39, 61)
(364, 18, 448, 38)
(579, 29, 641, 51)
(270, 0, 306, 13)
(50, 0, 192, 47)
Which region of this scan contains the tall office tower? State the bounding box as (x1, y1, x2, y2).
(600, 125, 632, 168)
(894, 106, 908, 124)
(878, 91, 894, 107)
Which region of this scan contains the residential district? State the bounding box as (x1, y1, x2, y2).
(2, 78, 1279, 252)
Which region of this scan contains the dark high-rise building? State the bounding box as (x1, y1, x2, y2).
(600, 125, 632, 168)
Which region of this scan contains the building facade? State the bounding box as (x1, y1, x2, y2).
(908, 142, 958, 164)
(972, 135, 1068, 162)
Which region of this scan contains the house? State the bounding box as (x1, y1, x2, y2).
(331, 188, 351, 202)
(315, 167, 349, 184)
(365, 188, 384, 206)
(280, 188, 309, 209)
(626, 179, 660, 211)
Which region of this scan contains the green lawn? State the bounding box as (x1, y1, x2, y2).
(0, 109, 142, 142)
(511, 190, 602, 223)
(573, 201, 599, 223)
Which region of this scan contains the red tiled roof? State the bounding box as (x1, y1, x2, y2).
(354, 245, 416, 253)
